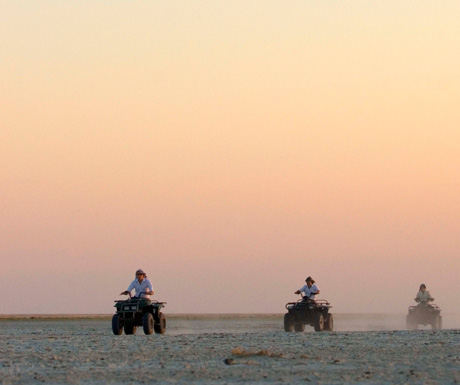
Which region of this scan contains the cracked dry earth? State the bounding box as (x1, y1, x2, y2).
(1, 319, 459, 384)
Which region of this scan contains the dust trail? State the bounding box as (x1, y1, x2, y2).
(1, 313, 459, 333)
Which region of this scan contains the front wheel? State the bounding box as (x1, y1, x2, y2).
(324, 314, 333, 331)
(124, 323, 136, 335)
(284, 313, 293, 332)
(112, 314, 123, 335)
(431, 315, 442, 330)
(154, 312, 166, 334)
(314, 313, 324, 332)
(143, 313, 154, 335)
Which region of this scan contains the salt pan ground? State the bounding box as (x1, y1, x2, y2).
(1, 316, 459, 384)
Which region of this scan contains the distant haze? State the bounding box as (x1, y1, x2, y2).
(1, 1, 459, 315)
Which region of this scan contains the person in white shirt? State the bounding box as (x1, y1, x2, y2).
(415, 284, 434, 305)
(295, 276, 320, 301)
(121, 269, 154, 300)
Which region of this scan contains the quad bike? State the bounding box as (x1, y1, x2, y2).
(284, 294, 333, 332)
(406, 303, 442, 330)
(112, 293, 167, 335)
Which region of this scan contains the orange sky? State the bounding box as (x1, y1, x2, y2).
(1, 1, 459, 314)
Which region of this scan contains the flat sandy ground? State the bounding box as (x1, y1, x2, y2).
(1, 315, 459, 384)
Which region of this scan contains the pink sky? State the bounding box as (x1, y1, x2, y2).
(1, 1, 459, 315)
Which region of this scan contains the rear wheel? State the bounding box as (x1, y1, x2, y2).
(294, 323, 305, 332)
(324, 314, 333, 331)
(124, 323, 136, 335)
(154, 312, 166, 334)
(406, 315, 417, 330)
(143, 313, 154, 335)
(112, 314, 123, 335)
(284, 313, 293, 332)
(314, 313, 324, 332)
(431, 315, 442, 330)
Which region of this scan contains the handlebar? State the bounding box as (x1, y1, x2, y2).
(121, 292, 152, 299)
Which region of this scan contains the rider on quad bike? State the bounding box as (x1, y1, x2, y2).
(295, 276, 320, 302)
(285, 276, 333, 332)
(121, 268, 154, 299)
(414, 284, 434, 306)
(406, 283, 442, 330)
(112, 269, 166, 335)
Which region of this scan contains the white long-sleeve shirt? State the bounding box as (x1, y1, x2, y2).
(415, 290, 433, 303)
(298, 284, 319, 299)
(127, 278, 154, 299)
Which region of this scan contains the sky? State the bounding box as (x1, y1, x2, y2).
(1, 1, 459, 315)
